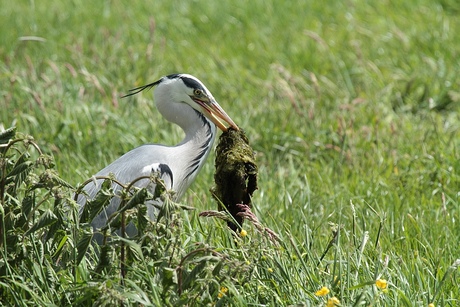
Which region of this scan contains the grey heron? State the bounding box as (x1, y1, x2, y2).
(77, 73, 239, 237)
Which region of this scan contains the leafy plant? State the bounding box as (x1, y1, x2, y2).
(0, 127, 281, 306)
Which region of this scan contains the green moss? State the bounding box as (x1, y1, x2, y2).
(211, 128, 258, 231)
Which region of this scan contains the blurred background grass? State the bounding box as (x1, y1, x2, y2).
(1, 0, 459, 304)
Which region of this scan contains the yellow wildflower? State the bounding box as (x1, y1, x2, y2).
(428, 304, 435, 307)
(218, 286, 228, 299)
(315, 286, 330, 296)
(326, 297, 340, 307)
(267, 267, 273, 273)
(375, 279, 388, 289)
(240, 229, 248, 237)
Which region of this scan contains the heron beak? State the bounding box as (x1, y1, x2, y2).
(195, 98, 239, 132)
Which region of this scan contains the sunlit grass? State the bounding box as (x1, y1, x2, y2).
(1, 0, 459, 306)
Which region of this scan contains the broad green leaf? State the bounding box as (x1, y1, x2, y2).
(119, 188, 148, 212)
(25, 209, 58, 236)
(0, 126, 16, 145)
(8, 160, 33, 178)
(22, 195, 34, 217)
(181, 261, 207, 290)
(51, 231, 68, 260)
(76, 232, 93, 265)
(79, 179, 113, 224)
(95, 244, 113, 274)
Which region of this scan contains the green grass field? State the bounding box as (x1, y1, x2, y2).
(1, 0, 459, 306)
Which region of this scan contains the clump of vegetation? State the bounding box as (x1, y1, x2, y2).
(0, 129, 188, 305)
(0, 127, 76, 304)
(211, 128, 258, 231)
(0, 127, 299, 306)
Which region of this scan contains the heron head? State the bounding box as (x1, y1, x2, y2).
(123, 74, 239, 132)
(161, 74, 239, 132)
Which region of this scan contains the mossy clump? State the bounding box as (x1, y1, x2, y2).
(211, 128, 258, 231)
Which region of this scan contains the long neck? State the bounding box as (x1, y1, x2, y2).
(160, 102, 217, 198)
(178, 109, 216, 182)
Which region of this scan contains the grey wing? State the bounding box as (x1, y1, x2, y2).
(76, 148, 173, 233)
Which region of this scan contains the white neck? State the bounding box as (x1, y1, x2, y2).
(158, 100, 217, 197)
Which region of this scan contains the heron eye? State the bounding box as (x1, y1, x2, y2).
(194, 89, 203, 96)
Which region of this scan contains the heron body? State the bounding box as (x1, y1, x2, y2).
(77, 74, 238, 236)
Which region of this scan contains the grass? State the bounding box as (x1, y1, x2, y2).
(1, 0, 459, 306)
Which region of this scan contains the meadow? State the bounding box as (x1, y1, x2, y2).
(1, 0, 459, 306)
